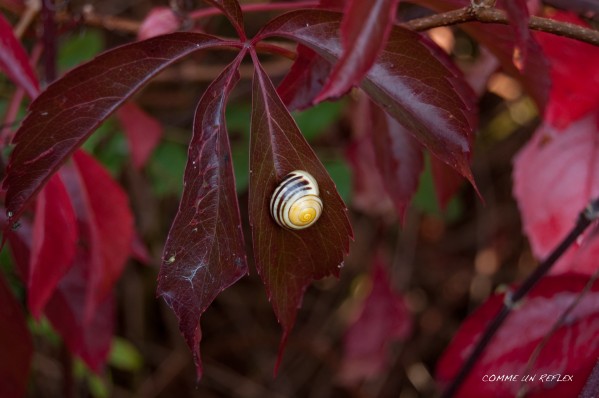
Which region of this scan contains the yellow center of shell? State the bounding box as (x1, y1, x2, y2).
(288, 197, 321, 227)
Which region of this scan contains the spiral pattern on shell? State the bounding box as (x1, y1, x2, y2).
(270, 170, 323, 230)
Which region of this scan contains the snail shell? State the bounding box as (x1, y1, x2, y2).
(270, 170, 323, 230)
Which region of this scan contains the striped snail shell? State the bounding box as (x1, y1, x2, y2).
(270, 170, 323, 230)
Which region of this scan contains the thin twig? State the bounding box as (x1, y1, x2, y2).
(404, 6, 599, 47)
(441, 197, 599, 398)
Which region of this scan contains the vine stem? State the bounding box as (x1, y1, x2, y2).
(441, 197, 599, 398)
(52, 3, 599, 49)
(404, 5, 599, 46)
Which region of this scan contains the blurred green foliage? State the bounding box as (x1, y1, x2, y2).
(58, 29, 104, 72)
(147, 140, 188, 197)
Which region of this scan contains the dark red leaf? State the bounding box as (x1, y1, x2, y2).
(157, 56, 248, 380)
(536, 11, 599, 129)
(315, 0, 400, 102)
(513, 112, 599, 274)
(138, 7, 181, 40)
(437, 274, 599, 397)
(412, 0, 550, 111)
(277, 45, 332, 111)
(116, 102, 163, 170)
(0, 274, 33, 398)
(257, 10, 477, 184)
(338, 255, 412, 384)
(28, 174, 77, 318)
(202, 0, 245, 39)
(249, 54, 352, 371)
(0, 12, 39, 99)
(430, 155, 464, 210)
(3, 32, 233, 222)
(370, 102, 424, 221)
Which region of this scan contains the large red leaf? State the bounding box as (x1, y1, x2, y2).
(42, 153, 129, 371)
(3, 32, 234, 222)
(0, 274, 33, 398)
(412, 0, 550, 112)
(70, 151, 133, 317)
(157, 56, 248, 380)
(61, 151, 134, 321)
(370, 102, 424, 221)
(116, 102, 163, 170)
(249, 54, 353, 371)
(28, 174, 77, 318)
(513, 112, 599, 275)
(0, 12, 39, 99)
(316, 0, 400, 102)
(339, 255, 412, 384)
(437, 274, 599, 397)
(257, 10, 477, 184)
(536, 11, 599, 129)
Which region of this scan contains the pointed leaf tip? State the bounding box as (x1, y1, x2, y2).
(249, 52, 352, 370)
(157, 55, 248, 378)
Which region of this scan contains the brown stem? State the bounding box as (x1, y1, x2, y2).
(404, 6, 599, 47)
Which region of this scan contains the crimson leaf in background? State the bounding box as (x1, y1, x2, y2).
(3, 32, 233, 222)
(513, 112, 599, 275)
(345, 97, 395, 217)
(43, 152, 130, 370)
(315, 0, 401, 102)
(28, 174, 77, 318)
(339, 255, 412, 384)
(0, 12, 39, 99)
(535, 11, 599, 129)
(157, 57, 248, 380)
(45, 278, 115, 372)
(370, 102, 423, 221)
(412, 0, 550, 112)
(116, 102, 163, 170)
(249, 54, 352, 370)
(0, 274, 33, 398)
(72, 151, 133, 319)
(437, 274, 599, 397)
(277, 45, 332, 111)
(137, 7, 180, 40)
(257, 10, 477, 185)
